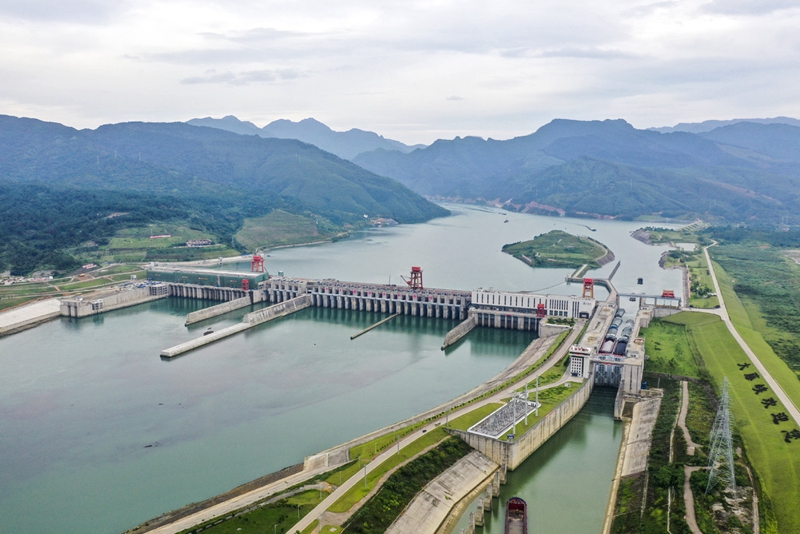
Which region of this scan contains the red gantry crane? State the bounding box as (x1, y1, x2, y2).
(401, 266, 424, 290)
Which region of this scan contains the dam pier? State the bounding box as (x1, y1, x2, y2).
(151, 265, 598, 358)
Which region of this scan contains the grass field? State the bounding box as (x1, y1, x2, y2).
(686, 252, 719, 309)
(178, 488, 329, 534)
(79, 223, 239, 263)
(663, 312, 800, 533)
(235, 209, 339, 251)
(711, 258, 800, 407)
(640, 320, 703, 378)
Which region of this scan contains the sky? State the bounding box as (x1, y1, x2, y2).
(1, 0, 799, 144)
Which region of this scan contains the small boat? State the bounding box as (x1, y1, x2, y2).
(505, 497, 527, 534)
(203, 327, 214, 336)
(504, 219, 509, 223)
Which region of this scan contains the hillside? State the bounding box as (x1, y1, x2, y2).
(187, 115, 424, 160)
(0, 115, 447, 273)
(354, 119, 800, 223)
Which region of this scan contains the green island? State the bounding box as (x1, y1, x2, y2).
(502, 230, 612, 270)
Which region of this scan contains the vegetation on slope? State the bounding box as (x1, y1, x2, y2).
(343, 437, 472, 534)
(356, 119, 800, 223)
(0, 115, 448, 273)
(502, 230, 610, 269)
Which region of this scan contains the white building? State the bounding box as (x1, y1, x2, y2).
(471, 289, 596, 319)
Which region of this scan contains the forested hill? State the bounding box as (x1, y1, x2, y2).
(0, 115, 447, 273)
(353, 119, 800, 223)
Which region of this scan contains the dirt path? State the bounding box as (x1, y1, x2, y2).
(678, 380, 700, 456)
(683, 465, 704, 534)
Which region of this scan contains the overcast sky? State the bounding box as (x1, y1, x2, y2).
(1, 0, 798, 144)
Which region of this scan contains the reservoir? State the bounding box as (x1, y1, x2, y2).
(0, 205, 679, 533)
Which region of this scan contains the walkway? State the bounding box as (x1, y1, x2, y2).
(703, 245, 800, 426)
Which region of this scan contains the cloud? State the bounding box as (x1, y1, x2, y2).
(703, 0, 800, 15)
(536, 48, 642, 60)
(0, 0, 127, 23)
(180, 68, 303, 86)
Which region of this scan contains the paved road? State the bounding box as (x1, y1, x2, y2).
(287, 325, 584, 534)
(702, 245, 800, 427)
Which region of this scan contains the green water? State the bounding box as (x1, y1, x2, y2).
(451, 389, 622, 533)
(0, 204, 672, 533)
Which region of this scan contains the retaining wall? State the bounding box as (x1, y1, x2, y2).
(450, 378, 594, 470)
(185, 295, 253, 325)
(441, 313, 477, 349)
(244, 294, 311, 324)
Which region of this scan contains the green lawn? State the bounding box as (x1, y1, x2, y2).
(178, 489, 329, 534)
(686, 252, 719, 308)
(640, 320, 703, 378)
(663, 312, 800, 533)
(235, 209, 339, 251)
(328, 428, 448, 513)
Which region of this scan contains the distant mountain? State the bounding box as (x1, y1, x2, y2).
(353, 118, 800, 223)
(0, 115, 445, 223)
(187, 115, 424, 160)
(699, 122, 800, 163)
(650, 117, 800, 134)
(0, 115, 448, 272)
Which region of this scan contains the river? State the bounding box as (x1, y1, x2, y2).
(0, 204, 680, 533)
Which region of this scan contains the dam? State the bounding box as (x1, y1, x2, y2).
(150, 266, 599, 358)
(0, 204, 683, 534)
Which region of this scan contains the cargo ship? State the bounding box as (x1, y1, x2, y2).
(505, 497, 527, 534)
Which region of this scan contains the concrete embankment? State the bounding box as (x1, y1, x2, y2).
(384, 451, 499, 534)
(60, 286, 168, 318)
(441, 314, 477, 350)
(449, 377, 594, 470)
(0, 298, 62, 337)
(185, 295, 253, 325)
(303, 335, 560, 472)
(160, 295, 312, 358)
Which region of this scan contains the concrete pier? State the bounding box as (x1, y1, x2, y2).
(383, 451, 498, 534)
(441, 313, 477, 350)
(185, 294, 262, 325)
(160, 295, 312, 358)
(0, 298, 62, 336)
(350, 313, 399, 340)
(160, 323, 252, 359)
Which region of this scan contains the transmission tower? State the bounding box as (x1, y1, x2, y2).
(706, 377, 737, 496)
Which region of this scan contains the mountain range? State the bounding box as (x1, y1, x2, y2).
(0, 115, 447, 273)
(650, 116, 800, 134)
(352, 118, 800, 223)
(187, 115, 424, 161)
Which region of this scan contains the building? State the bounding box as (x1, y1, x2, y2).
(470, 289, 596, 318)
